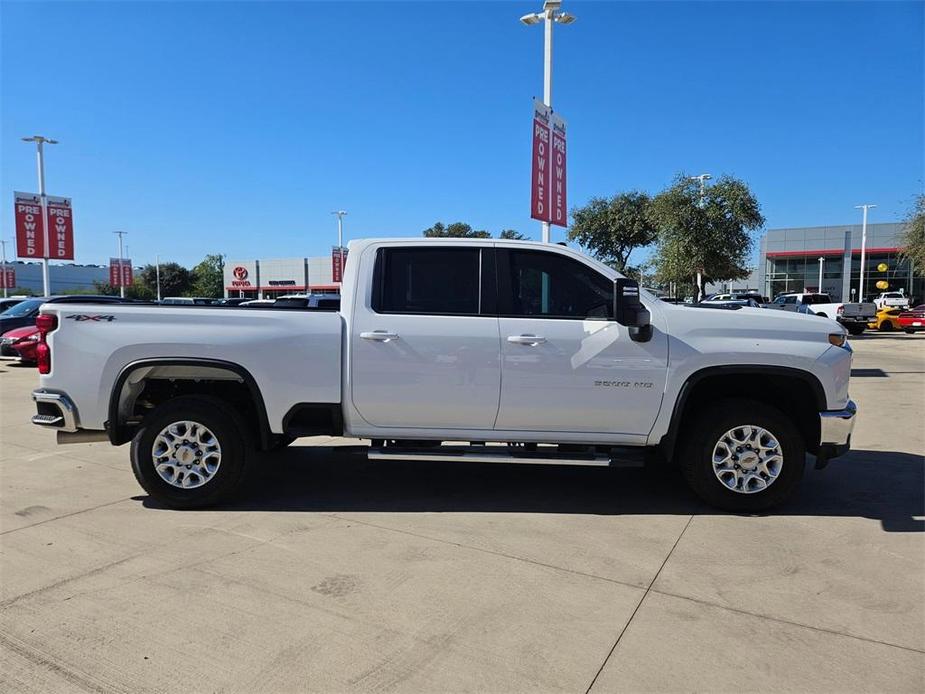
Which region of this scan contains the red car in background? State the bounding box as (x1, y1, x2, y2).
(898, 305, 925, 333)
(0, 325, 41, 365)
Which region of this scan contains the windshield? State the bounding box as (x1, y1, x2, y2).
(0, 298, 43, 318)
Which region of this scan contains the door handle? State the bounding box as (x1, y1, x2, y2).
(507, 334, 546, 345)
(361, 330, 400, 342)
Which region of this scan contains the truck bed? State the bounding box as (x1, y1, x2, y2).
(37, 302, 343, 433)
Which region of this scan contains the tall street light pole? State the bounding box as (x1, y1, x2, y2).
(818, 256, 825, 293)
(156, 254, 162, 302)
(521, 1, 575, 244)
(855, 204, 876, 301)
(331, 210, 347, 286)
(0, 239, 8, 298)
(22, 135, 58, 296)
(114, 231, 127, 298)
(689, 173, 712, 301)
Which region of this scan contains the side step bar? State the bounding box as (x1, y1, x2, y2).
(368, 446, 644, 468)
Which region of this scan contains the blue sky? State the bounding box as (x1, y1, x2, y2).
(1, 0, 922, 268)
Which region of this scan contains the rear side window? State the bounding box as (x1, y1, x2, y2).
(783, 296, 797, 305)
(501, 249, 613, 319)
(374, 247, 481, 315)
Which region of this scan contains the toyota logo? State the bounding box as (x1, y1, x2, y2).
(233, 266, 248, 280)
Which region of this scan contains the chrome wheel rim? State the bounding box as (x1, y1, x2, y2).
(151, 420, 222, 489)
(711, 425, 783, 494)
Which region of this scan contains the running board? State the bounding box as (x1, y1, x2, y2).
(367, 446, 644, 468)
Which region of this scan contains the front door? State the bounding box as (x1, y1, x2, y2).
(350, 245, 501, 430)
(494, 248, 668, 436)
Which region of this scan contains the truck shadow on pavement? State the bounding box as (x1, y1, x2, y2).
(141, 447, 924, 532)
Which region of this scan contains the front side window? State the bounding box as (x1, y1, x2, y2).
(374, 247, 480, 315)
(503, 249, 613, 319)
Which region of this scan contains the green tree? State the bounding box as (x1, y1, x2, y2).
(499, 229, 528, 240)
(137, 262, 192, 299)
(567, 192, 657, 271)
(899, 193, 925, 272)
(191, 254, 225, 298)
(423, 222, 491, 238)
(649, 174, 764, 298)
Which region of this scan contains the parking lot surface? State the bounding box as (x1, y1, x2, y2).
(1, 334, 923, 693)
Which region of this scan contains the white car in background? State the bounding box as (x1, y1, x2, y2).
(873, 292, 910, 310)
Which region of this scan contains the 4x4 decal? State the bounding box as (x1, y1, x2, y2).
(65, 314, 116, 322)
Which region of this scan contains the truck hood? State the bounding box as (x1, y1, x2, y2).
(662, 304, 844, 341)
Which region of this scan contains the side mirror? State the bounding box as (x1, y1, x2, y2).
(614, 278, 652, 343)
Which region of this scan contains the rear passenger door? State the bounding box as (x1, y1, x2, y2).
(350, 245, 502, 430)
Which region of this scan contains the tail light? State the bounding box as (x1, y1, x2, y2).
(35, 313, 57, 375)
(837, 305, 844, 315)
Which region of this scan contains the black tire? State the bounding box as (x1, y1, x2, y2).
(678, 398, 805, 512)
(878, 321, 894, 332)
(847, 324, 865, 336)
(130, 395, 253, 509)
(905, 329, 916, 334)
(815, 312, 827, 318)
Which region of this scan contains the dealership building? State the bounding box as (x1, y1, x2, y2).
(223, 251, 346, 299)
(709, 222, 920, 303)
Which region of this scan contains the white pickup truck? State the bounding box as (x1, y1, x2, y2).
(30, 238, 857, 512)
(765, 292, 876, 335)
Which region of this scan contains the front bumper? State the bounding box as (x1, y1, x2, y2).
(31, 389, 79, 432)
(816, 399, 857, 467)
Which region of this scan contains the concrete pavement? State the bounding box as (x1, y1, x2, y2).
(1, 334, 923, 693)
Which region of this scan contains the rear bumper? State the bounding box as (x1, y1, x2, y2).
(31, 389, 79, 432)
(837, 316, 872, 325)
(816, 399, 857, 466)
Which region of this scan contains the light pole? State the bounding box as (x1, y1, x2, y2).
(520, 0, 575, 244)
(113, 231, 127, 298)
(818, 256, 825, 293)
(0, 239, 8, 298)
(689, 173, 712, 300)
(155, 254, 162, 302)
(331, 210, 347, 286)
(855, 204, 876, 301)
(21, 135, 58, 296)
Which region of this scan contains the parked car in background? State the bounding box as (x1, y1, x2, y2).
(0, 295, 126, 335)
(0, 297, 28, 314)
(702, 296, 763, 308)
(868, 307, 904, 332)
(766, 292, 875, 335)
(873, 292, 910, 310)
(273, 294, 341, 310)
(218, 297, 250, 306)
(706, 292, 768, 304)
(239, 299, 276, 307)
(897, 305, 925, 333)
(161, 297, 220, 305)
(0, 325, 40, 364)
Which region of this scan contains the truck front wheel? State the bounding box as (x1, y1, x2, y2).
(679, 399, 804, 512)
(130, 396, 252, 509)
(847, 324, 866, 335)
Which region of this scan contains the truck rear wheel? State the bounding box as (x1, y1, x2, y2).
(130, 395, 252, 509)
(847, 324, 865, 336)
(678, 399, 804, 512)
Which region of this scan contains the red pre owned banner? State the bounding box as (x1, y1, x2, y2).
(550, 113, 567, 228)
(332, 246, 348, 283)
(1, 268, 15, 289)
(46, 196, 75, 259)
(109, 258, 133, 287)
(13, 191, 75, 259)
(14, 192, 44, 258)
(530, 100, 552, 223)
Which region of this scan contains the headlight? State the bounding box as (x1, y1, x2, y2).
(828, 333, 848, 348)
